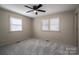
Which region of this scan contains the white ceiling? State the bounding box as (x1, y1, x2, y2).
(0, 4, 79, 18)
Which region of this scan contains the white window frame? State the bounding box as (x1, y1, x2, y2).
(41, 17, 60, 32)
(10, 17, 22, 31)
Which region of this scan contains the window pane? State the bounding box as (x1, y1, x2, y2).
(10, 25, 22, 31)
(42, 20, 48, 25)
(42, 20, 49, 31)
(10, 17, 22, 31)
(10, 17, 22, 25)
(50, 17, 60, 31)
(50, 24, 59, 31)
(42, 26, 48, 31)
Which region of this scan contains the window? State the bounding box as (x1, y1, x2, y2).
(50, 17, 60, 31)
(10, 17, 22, 31)
(42, 20, 49, 31)
(41, 17, 60, 31)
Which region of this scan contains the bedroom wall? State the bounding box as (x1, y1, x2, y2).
(33, 11, 75, 45)
(78, 8, 79, 54)
(0, 8, 32, 46)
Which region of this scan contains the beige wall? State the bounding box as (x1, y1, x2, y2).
(33, 11, 75, 45)
(0, 8, 32, 46)
(78, 9, 79, 53)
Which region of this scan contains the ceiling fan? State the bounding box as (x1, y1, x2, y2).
(24, 4, 46, 15)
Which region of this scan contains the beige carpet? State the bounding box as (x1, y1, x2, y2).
(0, 39, 77, 55)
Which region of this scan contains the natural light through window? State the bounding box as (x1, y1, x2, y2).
(41, 17, 60, 31)
(42, 20, 49, 31)
(50, 17, 60, 31)
(10, 17, 22, 31)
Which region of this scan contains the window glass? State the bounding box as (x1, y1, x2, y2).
(10, 17, 22, 31)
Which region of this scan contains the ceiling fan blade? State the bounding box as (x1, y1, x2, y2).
(37, 10, 46, 12)
(24, 5, 33, 9)
(37, 4, 42, 9)
(26, 10, 34, 13)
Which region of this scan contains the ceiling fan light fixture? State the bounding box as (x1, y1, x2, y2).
(34, 10, 37, 13)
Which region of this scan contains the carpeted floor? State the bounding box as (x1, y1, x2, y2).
(0, 39, 77, 55)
